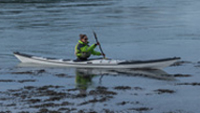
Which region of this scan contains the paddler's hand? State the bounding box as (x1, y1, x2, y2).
(102, 53, 106, 58)
(95, 42, 100, 46)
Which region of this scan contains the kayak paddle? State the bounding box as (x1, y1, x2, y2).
(93, 31, 106, 59)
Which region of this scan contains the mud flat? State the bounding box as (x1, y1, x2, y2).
(0, 65, 199, 113)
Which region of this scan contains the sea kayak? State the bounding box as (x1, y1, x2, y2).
(13, 52, 180, 69)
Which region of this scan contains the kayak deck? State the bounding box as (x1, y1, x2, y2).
(13, 52, 180, 69)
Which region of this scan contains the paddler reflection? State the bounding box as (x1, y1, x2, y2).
(75, 68, 96, 96)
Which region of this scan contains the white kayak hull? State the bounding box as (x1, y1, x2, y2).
(13, 52, 180, 69)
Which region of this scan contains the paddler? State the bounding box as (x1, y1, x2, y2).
(75, 34, 105, 61)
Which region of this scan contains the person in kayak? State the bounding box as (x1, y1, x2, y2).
(75, 34, 105, 60)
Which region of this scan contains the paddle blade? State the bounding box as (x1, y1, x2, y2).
(93, 31, 98, 41)
(93, 31, 106, 59)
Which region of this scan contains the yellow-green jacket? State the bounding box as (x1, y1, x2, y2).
(75, 40, 101, 59)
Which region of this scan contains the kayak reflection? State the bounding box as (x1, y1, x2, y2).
(17, 63, 174, 81)
(75, 68, 175, 96)
(75, 68, 175, 81)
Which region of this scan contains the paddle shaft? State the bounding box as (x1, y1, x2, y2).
(93, 32, 105, 58)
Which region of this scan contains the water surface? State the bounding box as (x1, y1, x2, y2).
(1, 0, 200, 112)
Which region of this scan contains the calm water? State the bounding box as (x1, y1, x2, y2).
(1, 0, 200, 66)
(1, 0, 200, 112)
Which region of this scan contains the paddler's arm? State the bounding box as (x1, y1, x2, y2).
(86, 44, 97, 52)
(80, 44, 97, 53)
(89, 43, 104, 56)
(91, 50, 101, 56)
(91, 42, 105, 56)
